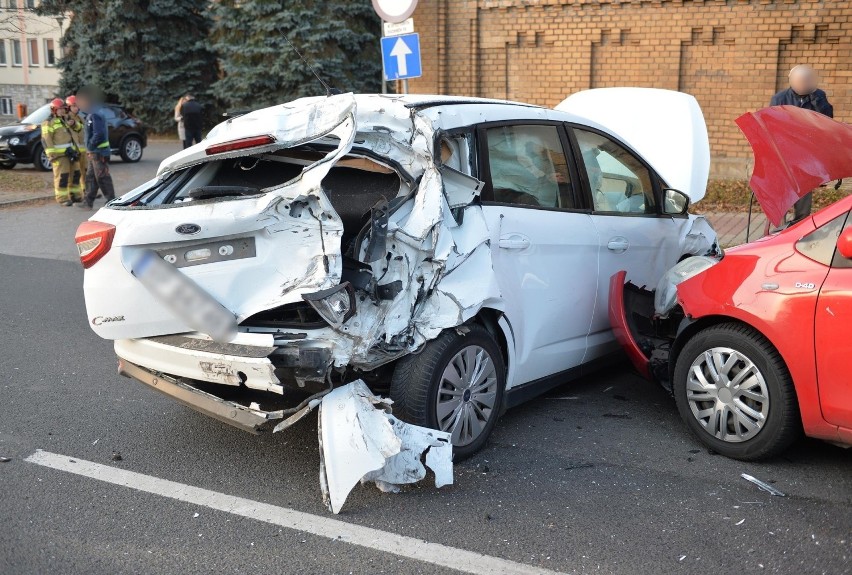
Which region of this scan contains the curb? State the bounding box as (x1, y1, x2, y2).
(0, 195, 55, 209)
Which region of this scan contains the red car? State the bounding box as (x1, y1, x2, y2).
(611, 106, 852, 460)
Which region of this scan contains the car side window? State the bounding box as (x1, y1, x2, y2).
(574, 128, 656, 215)
(796, 212, 846, 266)
(100, 107, 117, 120)
(484, 124, 574, 209)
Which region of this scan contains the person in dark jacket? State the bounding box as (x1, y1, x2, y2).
(770, 65, 834, 221)
(75, 87, 116, 210)
(180, 94, 203, 149)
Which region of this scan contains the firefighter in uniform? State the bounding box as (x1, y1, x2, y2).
(41, 98, 83, 206)
(65, 94, 87, 198)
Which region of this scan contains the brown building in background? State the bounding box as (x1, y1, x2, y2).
(408, 0, 850, 178)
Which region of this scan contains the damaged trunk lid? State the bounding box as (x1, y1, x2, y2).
(82, 95, 358, 341)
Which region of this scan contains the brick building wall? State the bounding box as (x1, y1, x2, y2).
(409, 0, 851, 178)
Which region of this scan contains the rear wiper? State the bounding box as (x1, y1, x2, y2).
(188, 186, 261, 201)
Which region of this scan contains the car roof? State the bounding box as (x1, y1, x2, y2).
(349, 93, 592, 132)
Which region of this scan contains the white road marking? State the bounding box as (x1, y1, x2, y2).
(25, 450, 566, 575)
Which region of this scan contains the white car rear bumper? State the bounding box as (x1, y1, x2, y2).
(114, 334, 281, 392)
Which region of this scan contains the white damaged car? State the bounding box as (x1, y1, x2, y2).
(76, 89, 719, 459)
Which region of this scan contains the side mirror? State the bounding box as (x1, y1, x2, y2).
(663, 188, 689, 216)
(837, 227, 852, 259)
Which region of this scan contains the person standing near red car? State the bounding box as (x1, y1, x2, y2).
(770, 65, 835, 222)
(76, 87, 116, 210)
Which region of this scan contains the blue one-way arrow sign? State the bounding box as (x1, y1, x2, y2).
(381, 33, 421, 81)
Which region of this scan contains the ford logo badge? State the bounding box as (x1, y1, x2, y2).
(176, 223, 201, 235)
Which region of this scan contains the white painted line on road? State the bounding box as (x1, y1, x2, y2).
(25, 450, 566, 575)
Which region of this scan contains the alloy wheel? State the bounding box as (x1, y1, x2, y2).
(435, 345, 498, 447)
(39, 149, 51, 171)
(124, 138, 143, 161)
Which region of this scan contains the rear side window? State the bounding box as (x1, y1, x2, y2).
(796, 211, 848, 266)
(484, 124, 574, 209)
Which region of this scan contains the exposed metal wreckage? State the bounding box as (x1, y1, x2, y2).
(115, 95, 497, 511)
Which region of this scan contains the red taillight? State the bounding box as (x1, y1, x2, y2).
(205, 135, 276, 156)
(75, 221, 116, 269)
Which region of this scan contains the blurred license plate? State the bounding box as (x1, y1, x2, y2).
(132, 250, 237, 342)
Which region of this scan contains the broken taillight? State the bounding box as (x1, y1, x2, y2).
(75, 221, 116, 269)
(205, 135, 276, 155)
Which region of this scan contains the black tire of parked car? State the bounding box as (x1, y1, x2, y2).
(673, 323, 802, 460)
(119, 135, 144, 163)
(0, 160, 16, 169)
(33, 144, 51, 172)
(390, 324, 506, 460)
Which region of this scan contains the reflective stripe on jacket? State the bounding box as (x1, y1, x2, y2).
(41, 116, 83, 159)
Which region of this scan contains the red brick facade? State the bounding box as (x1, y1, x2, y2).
(408, 0, 851, 178)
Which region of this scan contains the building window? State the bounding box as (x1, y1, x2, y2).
(11, 39, 21, 66)
(0, 41, 6, 66)
(9, 0, 19, 9)
(25, 0, 36, 9)
(44, 38, 55, 66)
(27, 38, 38, 66)
(0, 98, 13, 116)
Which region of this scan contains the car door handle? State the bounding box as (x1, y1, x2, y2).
(607, 237, 629, 252)
(498, 235, 531, 250)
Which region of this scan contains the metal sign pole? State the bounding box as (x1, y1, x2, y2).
(380, 19, 387, 94)
(402, 79, 409, 95)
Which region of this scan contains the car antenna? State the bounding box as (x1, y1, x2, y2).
(283, 35, 336, 97)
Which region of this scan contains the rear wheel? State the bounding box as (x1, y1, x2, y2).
(119, 135, 143, 162)
(390, 324, 505, 460)
(34, 144, 51, 171)
(673, 323, 801, 460)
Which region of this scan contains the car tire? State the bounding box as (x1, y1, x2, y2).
(34, 144, 51, 172)
(119, 135, 144, 162)
(0, 159, 16, 169)
(390, 324, 505, 460)
(673, 323, 801, 460)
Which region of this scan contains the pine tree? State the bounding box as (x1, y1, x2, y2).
(210, 0, 382, 110)
(39, 0, 216, 132)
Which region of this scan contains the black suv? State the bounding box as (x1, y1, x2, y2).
(0, 103, 148, 171)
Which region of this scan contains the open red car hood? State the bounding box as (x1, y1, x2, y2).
(736, 106, 852, 227)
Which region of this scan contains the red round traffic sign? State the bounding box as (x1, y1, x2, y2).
(372, 0, 418, 23)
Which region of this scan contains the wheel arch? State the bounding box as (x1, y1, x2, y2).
(468, 307, 517, 395)
(669, 315, 796, 402)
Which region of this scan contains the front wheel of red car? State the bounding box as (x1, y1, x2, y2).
(673, 323, 801, 460)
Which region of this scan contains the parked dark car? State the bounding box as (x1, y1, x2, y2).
(0, 103, 148, 171)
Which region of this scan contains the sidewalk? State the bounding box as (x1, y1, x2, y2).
(701, 211, 769, 248)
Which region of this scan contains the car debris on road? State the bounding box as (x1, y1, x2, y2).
(319, 380, 452, 513)
(741, 473, 786, 497)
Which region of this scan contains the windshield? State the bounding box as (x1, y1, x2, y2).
(21, 104, 52, 125)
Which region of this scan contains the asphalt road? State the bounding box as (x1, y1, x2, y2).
(0, 148, 850, 574)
